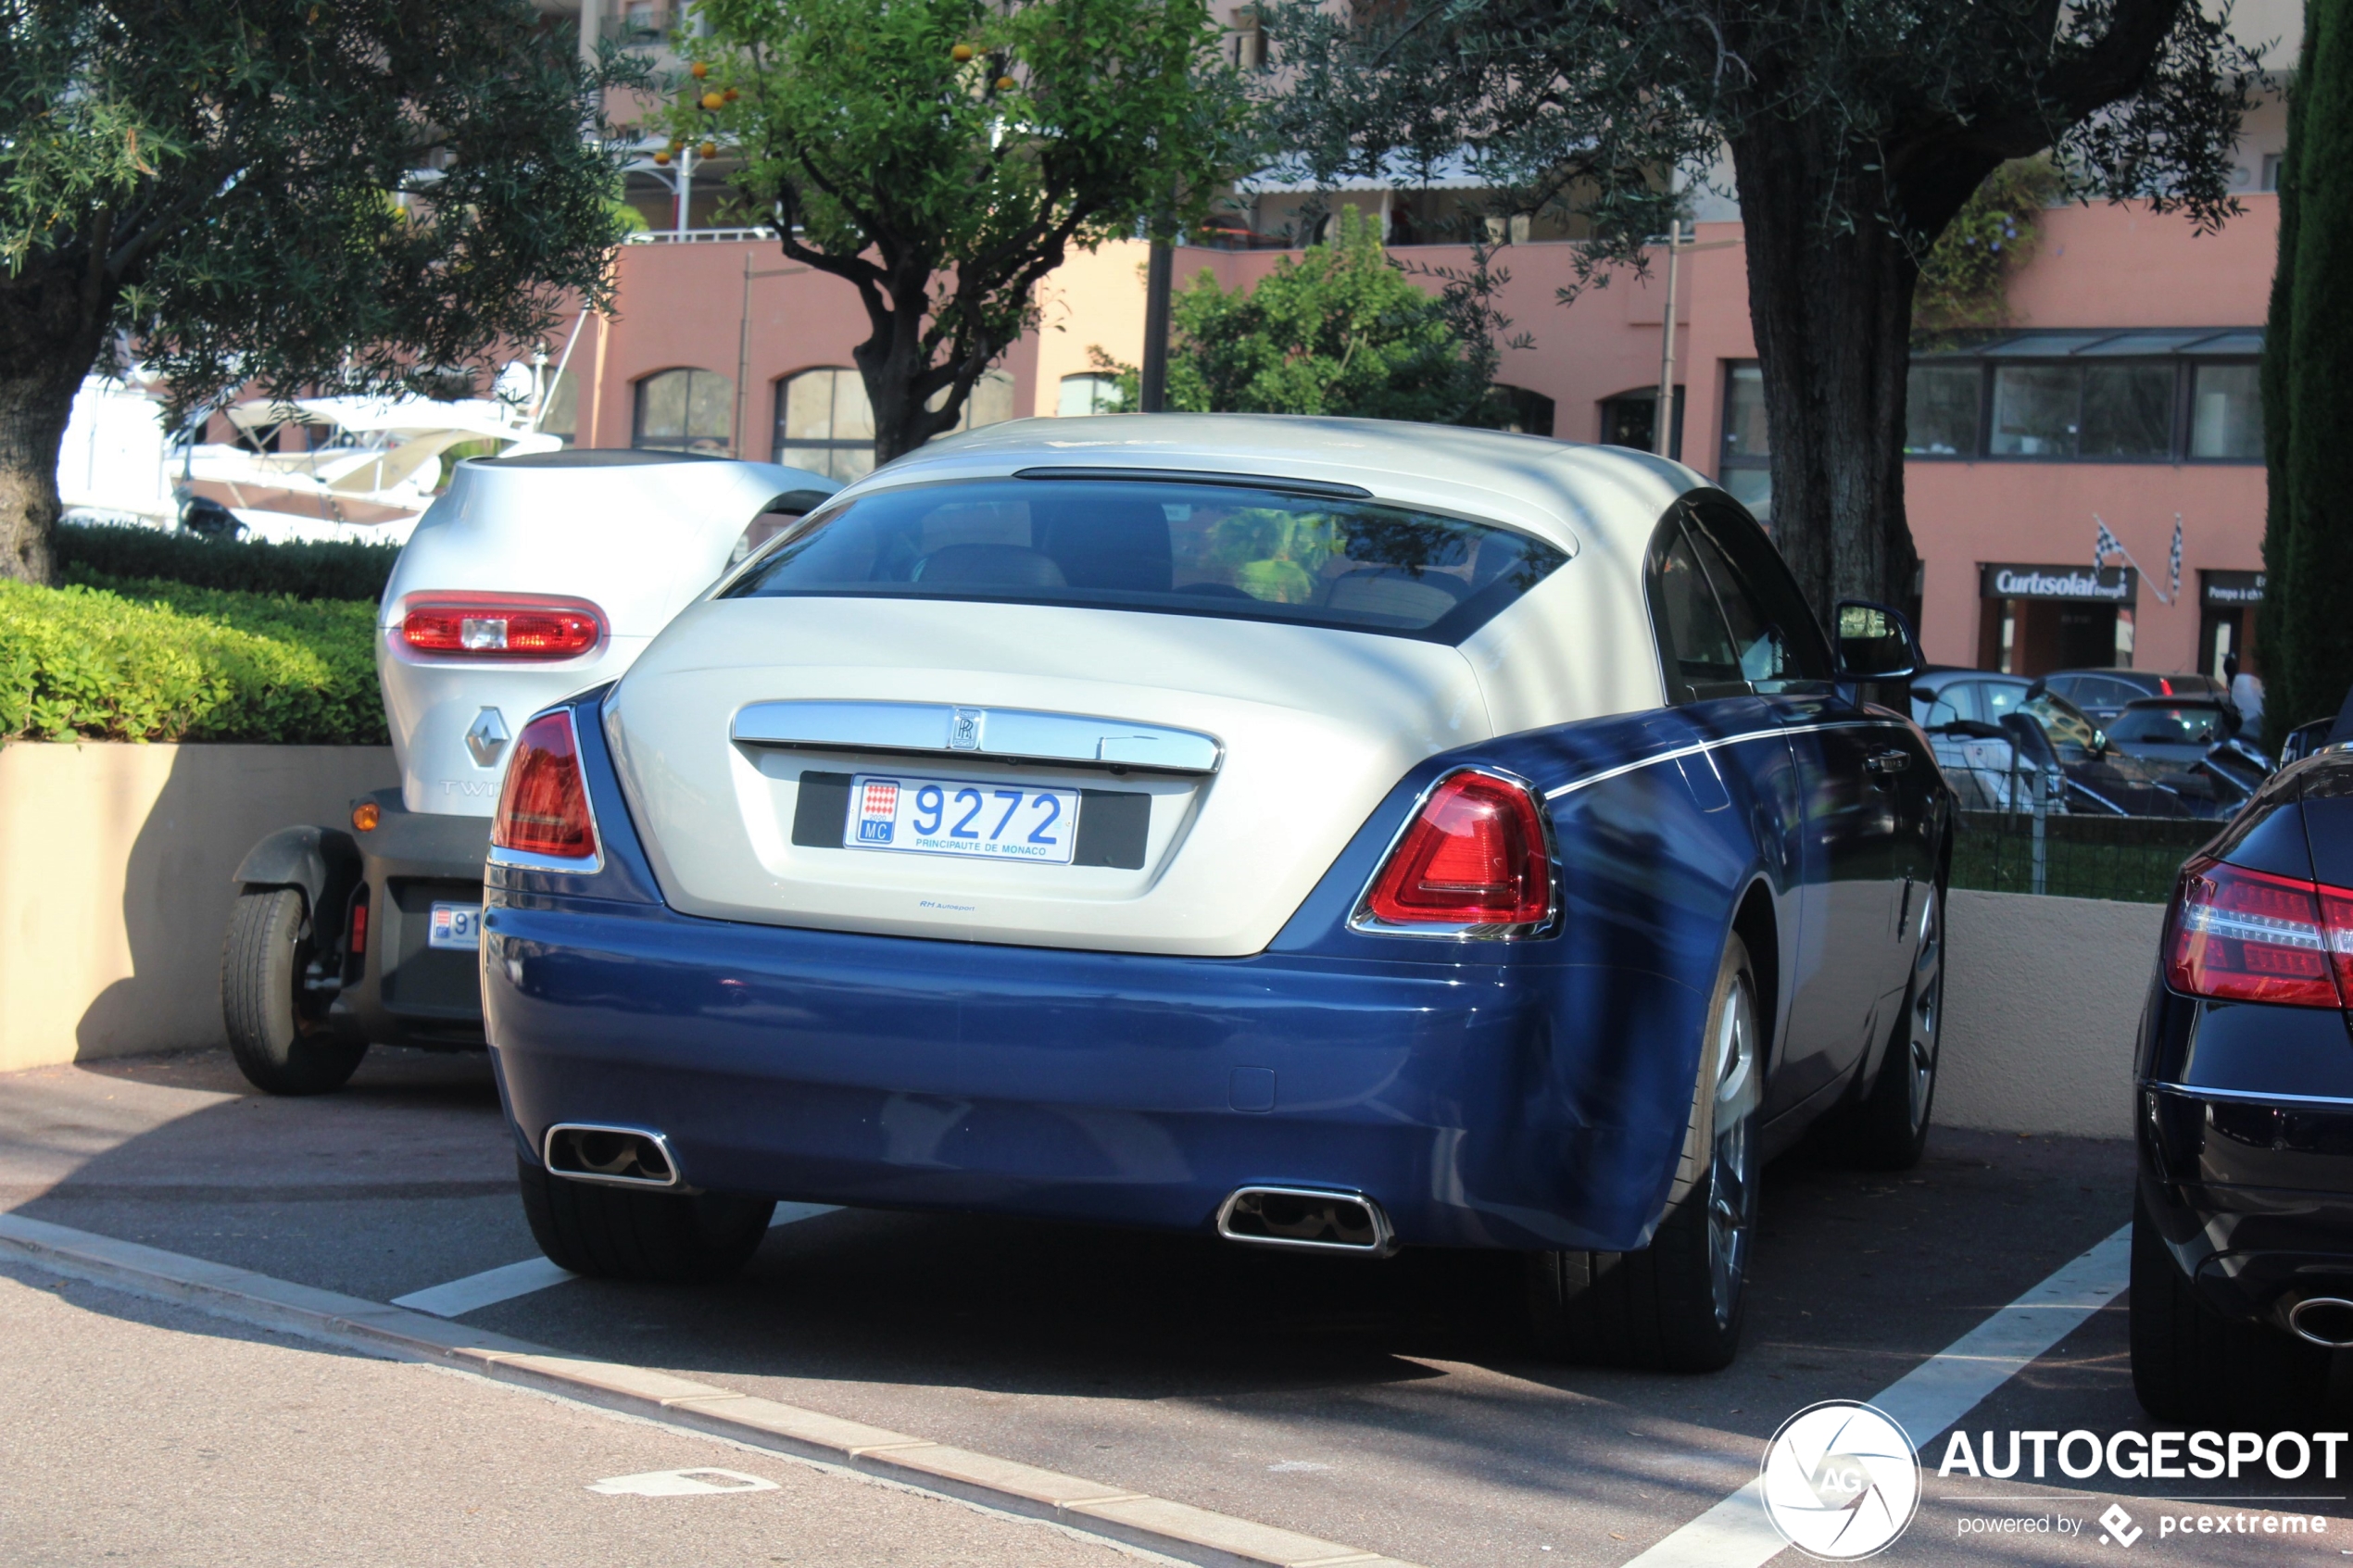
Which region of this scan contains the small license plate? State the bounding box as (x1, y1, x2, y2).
(843, 774, 1079, 864)
(428, 902, 484, 950)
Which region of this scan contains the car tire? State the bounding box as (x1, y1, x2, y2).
(1839, 883, 1944, 1172)
(1527, 935, 1763, 1372)
(2129, 1187, 2327, 1429)
(220, 886, 367, 1096)
(517, 1154, 775, 1284)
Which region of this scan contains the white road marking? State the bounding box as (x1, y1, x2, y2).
(390, 1201, 840, 1319)
(1622, 1223, 2133, 1568)
(587, 1468, 779, 1497)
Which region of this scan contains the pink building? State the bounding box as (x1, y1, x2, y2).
(544, 1, 2293, 685)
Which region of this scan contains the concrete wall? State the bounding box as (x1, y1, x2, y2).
(1936, 888, 2165, 1142)
(0, 743, 395, 1074)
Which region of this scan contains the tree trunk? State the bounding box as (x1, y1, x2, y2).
(856, 265, 965, 468)
(1726, 125, 1923, 625)
(0, 260, 116, 584)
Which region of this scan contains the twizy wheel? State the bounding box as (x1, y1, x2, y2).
(220, 886, 367, 1096)
(517, 1155, 775, 1284)
(1528, 935, 1763, 1372)
(1841, 882, 1944, 1171)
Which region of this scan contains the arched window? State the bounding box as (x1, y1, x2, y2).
(1599, 386, 1683, 459)
(774, 368, 875, 482)
(1058, 372, 1125, 417)
(1496, 386, 1554, 438)
(931, 368, 1018, 431)
(634, 368, 733, 455)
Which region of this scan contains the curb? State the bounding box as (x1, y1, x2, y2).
(0, 1212, 1420, 1568)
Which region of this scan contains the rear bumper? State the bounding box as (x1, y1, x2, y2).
(2135, 983, 2353, 1331)
(331, 790, 491, 1049)
(484, 899, 1704, 1252)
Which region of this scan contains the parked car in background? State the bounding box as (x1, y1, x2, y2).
(220, 450, 838, 1095)
(2133, 745, 2353, 1426)
(480, 415, 1954, 1374)
(2104, 696, 2241, 768)
(2039, 669, 2225, 727)
(1909, 668, 2031, 732)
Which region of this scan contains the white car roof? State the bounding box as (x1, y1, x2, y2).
(848, 413, 1713, 558)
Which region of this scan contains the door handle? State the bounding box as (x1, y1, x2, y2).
(1865, 748, 1910, 776)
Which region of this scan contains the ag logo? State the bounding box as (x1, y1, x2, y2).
(1759, 1400, 1921, 1560)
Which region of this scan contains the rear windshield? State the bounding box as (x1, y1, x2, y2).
(719, 477, 1567, 642)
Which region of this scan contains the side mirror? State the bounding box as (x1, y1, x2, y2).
(1833, 599, 1923, 682)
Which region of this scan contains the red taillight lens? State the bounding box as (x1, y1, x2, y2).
(2167, 857, 2353, 1009)
(492, 712, 598, 860)
(400, 594, 602, 659)
(1365, 771, 1552, 928)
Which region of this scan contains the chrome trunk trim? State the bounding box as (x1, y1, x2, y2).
(730, 700, 1222, 775)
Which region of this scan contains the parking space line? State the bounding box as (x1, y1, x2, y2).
(389, 1201, 840, 1319)
(1622, 1223, 2133, 1567)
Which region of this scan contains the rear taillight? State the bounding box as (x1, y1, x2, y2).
(491, 711, 598, 861)
(400, 593, 603, 659)
(1361, 770, 1553, 931)
(2166, 857, 2353, 1009)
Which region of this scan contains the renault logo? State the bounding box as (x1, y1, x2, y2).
(949, 707, 984, 750)
(465, 707, 510, 767)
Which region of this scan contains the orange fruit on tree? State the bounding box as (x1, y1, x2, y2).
(950, 44, 975, 62)
(689, 60, 710, 79)
(994, 74, 1015, 90)
(700, 91, 724, 110)
(698, 142, 717, 158)
(723, 87, 739, 102)
(653, 149, 673, 165)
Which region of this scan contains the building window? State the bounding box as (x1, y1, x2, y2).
(2080, 364, 2175, 458)
(2262, 152, 2284, 193)
(934, 369, 1016, 432)
(1498, 385, 1555, 437)
(1718, 363, 1770, 521)
(774, 368, 875, 482)
(1600, 386, 1682, 458)
(1989, 365, 2080, 457)
(633, 367, 733, 455)
(1058, 372, 1124, 417)
(2190, 363, 2263, 459)
(1904, 365, 1980, 457)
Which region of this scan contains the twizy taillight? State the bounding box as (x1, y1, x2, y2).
(2166, 857, 2353, 1009)
(492, 712, 598, 861)
(1363, 770, 1552, 930)
(400, 593, 603, 659)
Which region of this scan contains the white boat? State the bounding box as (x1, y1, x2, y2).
(59, 370, 566, 547)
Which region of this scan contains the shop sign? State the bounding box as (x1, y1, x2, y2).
(2201, 571, 2266, 606)
(1979, 563, 2136, 603)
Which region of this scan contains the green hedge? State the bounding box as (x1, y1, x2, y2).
(0, 575, 385, 745)
(56, 521, 401, 602)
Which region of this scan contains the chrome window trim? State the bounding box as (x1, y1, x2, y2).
(1348, 764, 1561, 942)
(730, 699, 1223, 775)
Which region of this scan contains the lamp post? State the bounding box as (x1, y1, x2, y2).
(734, 252, 807, 458)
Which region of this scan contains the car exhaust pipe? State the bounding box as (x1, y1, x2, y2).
(543, 1123, 682, 1189)
(2289, 1297, 2353, 1348)
(1216, 1186, 1395, 1257)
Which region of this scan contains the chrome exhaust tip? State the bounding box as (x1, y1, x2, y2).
(1216, 1186, 1395, 1257)
(2289, 1296, 2353, 1348)
(543, 1123, 682, 1189)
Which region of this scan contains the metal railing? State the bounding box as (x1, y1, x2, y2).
(623, 227, 778, 245)
(1950, 806, 2214, 904)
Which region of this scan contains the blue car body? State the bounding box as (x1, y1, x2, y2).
(483, 681, 1945, 1254)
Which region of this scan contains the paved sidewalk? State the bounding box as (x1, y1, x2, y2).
(0, 1259, 1151, 1568)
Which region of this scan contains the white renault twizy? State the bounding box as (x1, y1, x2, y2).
(220, 449, 837, 1093)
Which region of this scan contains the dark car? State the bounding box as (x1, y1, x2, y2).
(1909, 667, 2032, 730)
(2040, 669, 2226, 726)
(2104, 696, 2240, 768)
(2132, 746, 2353, 1424)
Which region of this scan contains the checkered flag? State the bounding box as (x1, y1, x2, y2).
(2168, 514, 2183, 604)
(2095, 516, 2123, 569)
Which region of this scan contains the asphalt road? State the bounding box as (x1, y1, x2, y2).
(3, 1045, 2346, 1567)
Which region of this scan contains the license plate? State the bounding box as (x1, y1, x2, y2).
(428, 902, 484, 950)
(843, 774, 1079, 864)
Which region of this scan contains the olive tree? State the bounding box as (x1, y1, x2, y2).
(1265, 0, 2262, 613)
(0, 0, 641, 583)
(683, 0, 1257, 465)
